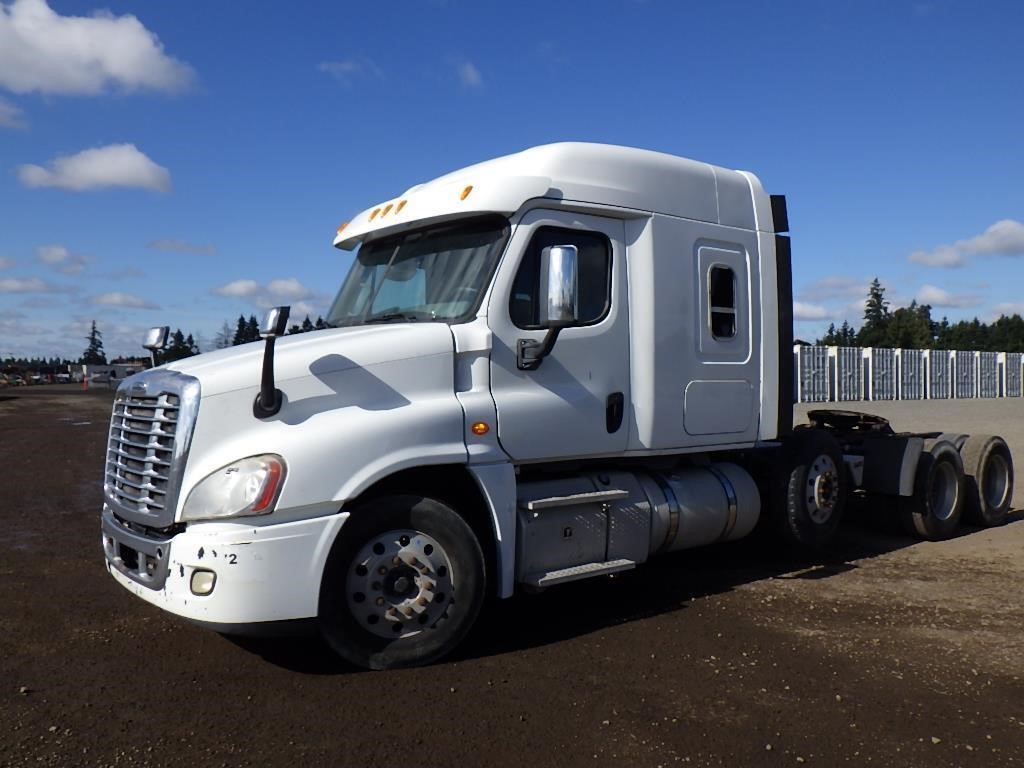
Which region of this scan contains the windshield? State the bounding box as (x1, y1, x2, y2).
(327, 215, 510, 326)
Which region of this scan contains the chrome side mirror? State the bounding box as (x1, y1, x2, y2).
(539, 245, 579, 327)
(517, 245, 580, 370)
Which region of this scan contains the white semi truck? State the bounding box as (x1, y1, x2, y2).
(101, 143, 1014, 669)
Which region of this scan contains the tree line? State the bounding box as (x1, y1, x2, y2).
(72, 314, 333, 366)
(816, 278, 1024, 352)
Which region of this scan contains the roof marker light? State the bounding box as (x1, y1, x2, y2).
(336, 222, 349, 235)
(396, 199, 407, 213)
(381, 203, 394, 217)
(369, 207, 381, 221)
(460, 185, 473, 201)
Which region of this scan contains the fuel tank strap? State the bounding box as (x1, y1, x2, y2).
(652, 473, 681, 554)
(707, 465, 739, 541)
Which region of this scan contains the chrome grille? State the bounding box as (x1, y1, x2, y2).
(104, 370, 200, 528)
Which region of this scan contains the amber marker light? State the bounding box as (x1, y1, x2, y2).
(460, 185, 473, 200)
(396, 199, 407, 213)
(471, 421, 490, 436)
(369, 207, 381, 221)
(336, 222, 349, 235)
(381, 203, 394, 217)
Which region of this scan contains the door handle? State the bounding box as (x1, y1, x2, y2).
(606, 392, 624, 433)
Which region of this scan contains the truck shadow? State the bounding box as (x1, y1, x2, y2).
(226, 504, 997, 674)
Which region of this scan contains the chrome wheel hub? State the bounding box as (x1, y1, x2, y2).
(347, 529, 454, 640)
(806, 454, 840, 524)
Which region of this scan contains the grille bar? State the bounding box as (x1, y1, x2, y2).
(104, 370, 200, 528)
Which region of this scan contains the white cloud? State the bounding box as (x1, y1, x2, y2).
(147, 238, 216, 256)
(36, 244, 87, 274)
(213, 277, 322, 315)
(0, 256, 14, 270)
(0, 0, 193, 95)
(794, 301, 830, 320)
(91, 291, 158, 309)
(993, 302, 1024, 318)
(0, 276, 54, 293)
(318, 58, 383, 85)
(0, 95, 27, 129)
(914, 284, 980, 309)
(18, 143, 171, 192)
(214, 279, 260, 298)
(266, 278, 313, 301)
(457, 60, 482, 88)
(798, 276, 868, 303)
(909, 219, 1024, 268)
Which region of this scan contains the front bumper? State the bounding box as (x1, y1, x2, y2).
(102, 506, 348, 625)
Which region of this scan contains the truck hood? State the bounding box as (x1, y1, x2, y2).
(165, 323, 455, 398)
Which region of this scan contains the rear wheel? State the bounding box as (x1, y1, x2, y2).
(901, 440, 965, 540)
(319, 495, 486, 670)
(960, 434, 1013, 526)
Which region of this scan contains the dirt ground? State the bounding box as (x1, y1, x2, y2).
(1, 387, 1022, 767)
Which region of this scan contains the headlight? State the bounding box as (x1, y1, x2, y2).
(181, 455, 286, 522)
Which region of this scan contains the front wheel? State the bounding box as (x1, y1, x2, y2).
(770, 429, 848, 552)
(319, 495, 486, 670)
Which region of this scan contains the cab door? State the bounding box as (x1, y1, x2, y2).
(488, 209, 629, 461)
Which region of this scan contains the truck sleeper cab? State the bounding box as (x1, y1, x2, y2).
(101, 143, 1014, 670)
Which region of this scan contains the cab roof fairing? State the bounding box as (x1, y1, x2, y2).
(332, 142, 772, 251)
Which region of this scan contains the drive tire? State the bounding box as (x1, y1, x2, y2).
(319, 495, 486, 670)
(960, 434, 1013, 527)
(773, 429, 848, 551)
(901, 440, 965, 540)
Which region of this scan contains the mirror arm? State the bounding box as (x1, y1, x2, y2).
(253, 336, 284, 418)
(253, 305, 290, 419)
(516, 326, 565, 370)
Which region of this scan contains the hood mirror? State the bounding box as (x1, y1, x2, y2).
(142, 326, 169, 368)
(254, 306, 290, 418)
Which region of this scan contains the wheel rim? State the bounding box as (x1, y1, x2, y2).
(929, 461, 959, 521)
(805, 454, 840, 524)
(983, 453, 1011, 511)
(346, 528, 455, 640)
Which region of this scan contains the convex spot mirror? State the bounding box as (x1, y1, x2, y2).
(260, 306, 290, 339)
(143, 326, 169, 351)
(539, 245, 579, 327)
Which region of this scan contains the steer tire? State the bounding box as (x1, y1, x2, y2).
(319, 495, 486, 670)
(771, 429, 848, 552)
(960, 434, 1014, 527)
(900, 440, 965, 540)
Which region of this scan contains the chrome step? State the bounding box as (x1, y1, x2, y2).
(519, 489, 629, 511)
(522, 558, 636, 588)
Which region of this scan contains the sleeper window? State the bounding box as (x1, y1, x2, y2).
(510, 227, 611, 329)
(709, 265, 737, 339)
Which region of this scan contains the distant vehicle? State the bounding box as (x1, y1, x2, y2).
(10, 376, 27, 386)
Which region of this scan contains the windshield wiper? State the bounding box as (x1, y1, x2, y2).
(363, 309, 437, 324)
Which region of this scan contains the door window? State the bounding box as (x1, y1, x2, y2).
(509, 227, 611, 329)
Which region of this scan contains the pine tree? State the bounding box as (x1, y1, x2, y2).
(81, 320, 107, 364)
(245, 315, 260, 342)
(301, 316, 314, 333)
(314, 316, 329, 330)
(232, 315, 248, 346)
(857, 278, 891, 347)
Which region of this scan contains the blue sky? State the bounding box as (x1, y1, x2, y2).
(1, 0, 1022, 359)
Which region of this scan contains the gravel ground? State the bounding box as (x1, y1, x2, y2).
(1, 387, 1022, 767)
